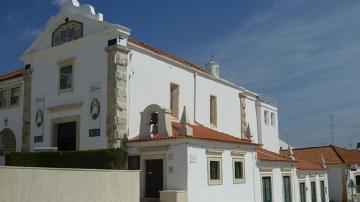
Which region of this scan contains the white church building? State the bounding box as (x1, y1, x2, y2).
(0, 1, 330, 202)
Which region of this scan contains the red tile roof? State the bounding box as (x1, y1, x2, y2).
(129, 122, 258, 146)
(128, 38, 205, 73)
(282, 145, 360, 166)
(0, 68, 25, 82)
(296, 160, 325, 170)
(257, 147, 296, 163)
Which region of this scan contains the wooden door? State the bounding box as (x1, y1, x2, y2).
(145, 159, 163, 198)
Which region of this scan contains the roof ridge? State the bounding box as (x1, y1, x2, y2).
(291, 145, 332, 150)
(330, 145, 346, 163)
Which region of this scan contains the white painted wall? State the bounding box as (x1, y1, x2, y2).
(327, 165, 343, 202)
(23, 12, 125, 151)
(257, 102, 279, 152)
(296, 171, 329, 202)
(187, 141, 257, 202)
(127, 47, 195, 138)
(0, 77, 24, 151)
(256, 161, 297, 202)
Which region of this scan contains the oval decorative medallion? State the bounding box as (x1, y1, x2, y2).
(90, 98, 100, 120)
(35, 109, 44, 128)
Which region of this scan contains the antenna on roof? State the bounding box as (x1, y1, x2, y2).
(328, 113, 335, 145)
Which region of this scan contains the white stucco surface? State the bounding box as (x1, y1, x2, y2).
(0, 77, 24, 151)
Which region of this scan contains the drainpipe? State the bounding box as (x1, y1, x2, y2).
(252, 151, 257, 202)
(193, 72, 197, 123)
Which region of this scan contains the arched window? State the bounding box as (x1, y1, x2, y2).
(52, 20, 83, 47)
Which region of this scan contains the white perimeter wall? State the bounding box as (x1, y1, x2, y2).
(0, 166, 140, 202)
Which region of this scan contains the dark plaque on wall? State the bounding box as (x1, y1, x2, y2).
(89, 129, 100, 137)
(34, 136, 44, 143)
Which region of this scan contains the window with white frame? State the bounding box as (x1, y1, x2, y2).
(311, 181, 317, 202)
(59, 65, 73, 91)
(206, 149, 223, 185)
(283, 175, 292, 202)
(262, 175, 273, 202)
(233, 158, 245, 183)
(0, 88, 7, 108)
(207, 155, 222, 185)
(0, 85, 21, 109)
(264, 110, 269, 125)
(270, 112, 276, 127)
(10, 86, 20, 106)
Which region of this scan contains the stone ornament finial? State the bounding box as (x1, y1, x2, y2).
(245, 124, 253, 141)
(320, 154, 326, 168)
(179, 106, 193, 137)
(288, 145, 295, 160)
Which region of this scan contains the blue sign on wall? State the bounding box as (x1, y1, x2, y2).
(89, 129, 100, 137)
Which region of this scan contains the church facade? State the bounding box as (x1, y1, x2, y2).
(0, 1, 330, 202)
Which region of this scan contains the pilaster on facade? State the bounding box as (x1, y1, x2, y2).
(22, 68, 32, 152)
(105, 45, 130, 149)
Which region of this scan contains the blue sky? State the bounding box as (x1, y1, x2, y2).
(1, 0, 360, 148)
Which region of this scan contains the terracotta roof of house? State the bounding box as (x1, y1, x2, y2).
(257, 147, 296, 163)
(277, 150, 326, 170)
(0, 68, 25, 82)
(128, 38, 205, 73)
(282, 145, 360, 166)
(296, 160, 325, 170)
(128, 122, 258, 146)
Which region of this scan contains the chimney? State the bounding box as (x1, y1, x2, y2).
(205, 56, 220, 78)
(179, 106, 193, 137)
(320, 154, 326, 168)
(288, 145, 295, 160)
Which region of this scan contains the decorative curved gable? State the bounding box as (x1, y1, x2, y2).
(21, 0, 131, 59)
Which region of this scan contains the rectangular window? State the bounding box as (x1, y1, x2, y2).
(270, 112, 276, 126)
(10, 87, 20, 106)
(320, 181, 325, 202)
(299, 182, 306, 202)
(283, 176, 292, 202)
(264, 110, 269, 125)
(59, 65, 73, 91)
(262, 176, 272, 202)
(210, 95, 217, 127)
(311, 181, 317, 202)
(208, 157, 222, 185)
(0, 88, 7, 108)
(170, 84, 179, 119)
(233, 158, 245, 183)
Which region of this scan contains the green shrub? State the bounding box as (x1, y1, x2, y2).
(5, 149, 127, 169)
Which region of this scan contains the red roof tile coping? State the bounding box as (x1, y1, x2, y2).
(129, 122, 258, 146)
(0, 68, 25, 82)
(128, 38, 206, 73)
(257, 147, 296, 163)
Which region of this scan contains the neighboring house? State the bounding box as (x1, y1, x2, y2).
(0, 0, 330, 202)
(282, 145, 360, 202)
